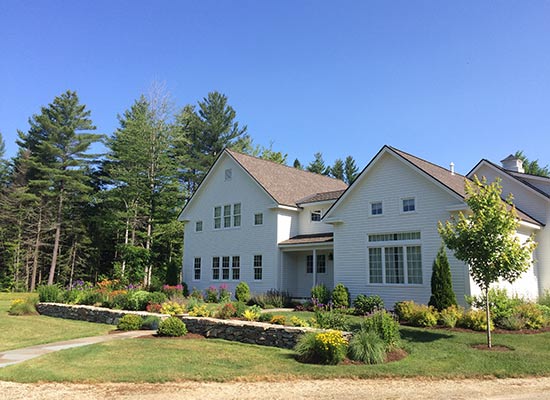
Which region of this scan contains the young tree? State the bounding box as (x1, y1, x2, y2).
(438, 176, 536, 348)
(428, 246, 457, 311)
(514, 150, 550, 177)
(344, 155, 359, 184)
(330, 158, 345, 181)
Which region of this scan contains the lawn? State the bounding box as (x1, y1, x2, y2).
(0, 292, 113, 352)
(0, 324, 549, 382)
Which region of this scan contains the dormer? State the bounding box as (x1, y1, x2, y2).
(501, 155, 525, 173)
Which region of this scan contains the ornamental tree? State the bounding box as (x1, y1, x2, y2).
(438, 176, 536, 348)
(428, 246, 457, 311)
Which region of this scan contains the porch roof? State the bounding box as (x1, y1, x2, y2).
(279, 233, 333, 247)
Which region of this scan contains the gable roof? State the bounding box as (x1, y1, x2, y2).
(297, 189, 347, 205)
(226, 149, 347, 208)
(324, 145, 542, 226)
(468, 159, 550, 200)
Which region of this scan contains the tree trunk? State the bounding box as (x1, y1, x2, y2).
(69, 240, 77, 288)
(48, 187, 64, 285)
(485, 287, 492, 348)
(30, 207, 43, 291)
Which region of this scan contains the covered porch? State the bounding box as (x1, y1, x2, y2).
(278, 233, 334, 299)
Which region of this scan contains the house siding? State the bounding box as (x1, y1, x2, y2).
(330, 152, 469, 307)
(298, 204, 334, 235)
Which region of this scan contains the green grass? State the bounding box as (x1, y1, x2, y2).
(0, 292, 113, 352)
(1, 326, 549, 382)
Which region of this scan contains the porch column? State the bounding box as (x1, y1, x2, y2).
(312, 249, 317, 288)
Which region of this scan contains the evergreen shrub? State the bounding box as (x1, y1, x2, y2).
(157, 317, 187, 337)
(331, 283, 350, 308)
(117, 314, 143, 331)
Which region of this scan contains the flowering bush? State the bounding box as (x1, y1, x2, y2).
(146, 303, 163, 313)
(218, 284, 231, 302)
(290, 316, 310, 327)
(205, 286, 218, 303)
(215, 302, 237, 319)
(311, 284, 331, 306)
(295, 330, 348, 365)
(162, 284, 185, 298)
(8, 297, 37, 316)
(160, 301, 185, 315)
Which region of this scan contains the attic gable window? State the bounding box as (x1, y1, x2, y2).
(195, 220, 203, 232)
(214, 203, 241, 229)
(224, 168, 232, 181)
(402, 198, 416, 213)
(311, 210, 322, 222)
(371, 202, 383, 216)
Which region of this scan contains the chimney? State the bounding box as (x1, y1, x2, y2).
(501, 155, 525, 173)
(449, 162, 455, 175)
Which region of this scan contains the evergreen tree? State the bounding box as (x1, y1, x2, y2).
(307, 152, 329, 175)
(293, 158, 303, 170)
(17, 90, 100, 285)
(331, 158, 345, 181)
(344, 155, 359, 184)
(428, 246, 457, 311)
(514, 150, 550, 177)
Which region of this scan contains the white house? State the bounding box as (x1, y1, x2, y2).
(179, 146, 548, 306)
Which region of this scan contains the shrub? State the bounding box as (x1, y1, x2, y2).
(538, 290, 550, 307)
(188, 304, 210, 317)
(205, 286, 218, 303)
(147, 291, 168, 306)
(242, 305, 262, 321)
(160, 301, 185, 316)
(79, 289, 106, 306)
(348, 330, 386, 364)
(250, 289, 292, 308)
(313, 310, 350, 331)
(410, 304, 438, 327)
(295, 330, 348, 365)
(107, 291, 130, 309)
(37, 285, 62, 303)
(190, 287, 204, 300)
(142, 315, 161, 330)
(439, 305, 464, 328)
(290, 316, 310, 327)
(8, 297, 38, 316)
(459, 309, 491, 331)
(311, 284, 331, 305)
(428, 246, 457, 311)
(468, 288, 522, 327)
(215, 302, 237, 319)
(161, 284, 185, 298)
(125, 290, 152, 311)
(258, 312, 273, 322)
(146, 303, 163, 313)
(117, 314, 143, 331)
(157, 317, 187, 337)
(354, 295, 384, 315)
(513, 303, 545, 330)
(235, 282, 251, 303)
(499, 314, 526, 330)
(331, 283, 350, 308)
(394, 300, 416, 322)
(218, 284, 231, 302)
(270, 315, 287, 325)
(233, 301, 248, 317)
(361, 310, 400, 349)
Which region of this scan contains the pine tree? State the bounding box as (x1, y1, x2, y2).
(344, 156, 359, 184)
(293, 158, 303, 170)
(428, 246, 457, 311)
(514, 150, 549, 177)
(331, 158, 345, 181)
(307, 152, 328, 175)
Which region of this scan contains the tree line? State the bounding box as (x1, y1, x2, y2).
(0, 88, 361, 291)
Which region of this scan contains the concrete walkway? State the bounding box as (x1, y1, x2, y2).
(0, 330, 154, 368)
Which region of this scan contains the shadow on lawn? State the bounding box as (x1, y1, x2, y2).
(400, 327, 454, 343)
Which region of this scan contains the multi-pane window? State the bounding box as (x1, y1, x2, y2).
(222, 256, 230, 280)
(194, 257, 201, 280)
(311, 210, 322, 222)
(195, 221, 203, 232)
(371, 202, 383, 216)
(214, 203, 241, 229)
(233, 203, 241, 227)
(254, 213, 263, 225)
(214, 207, 221, 229)
(402, 198, 416, 212)
(306, 254, 326, 274)
(232, 256, 240, 280)
(212, 257, 220, 280)
(254, 255, 263, 280)
(367, 232, 422, 285)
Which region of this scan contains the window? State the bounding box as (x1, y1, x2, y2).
(194, 257, 201, 280)
(367, 232, 422, 285)
(222, 256, 230, 280)
(254, 213, 263, 225)
(311, 210, 322, 222)
(317, 254, 326, 274)
(214, 203, 241, 229)
(254, 255, 263, 280)
(233, 203, 241, 227)
(306, 255, 313, 273)
(371, 201, 383, 216)
(212, 257, 220, 280)
(224, 168, 232, 181)
(214, 207, 221, 229)
(232, 256, 240, 280)
(195, 221, 203, 232)
(402, 198, 416, 213)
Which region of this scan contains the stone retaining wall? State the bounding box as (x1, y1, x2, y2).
(36, 303, 341, 349)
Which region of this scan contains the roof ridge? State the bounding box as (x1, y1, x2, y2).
(225, 148, 345, 184)
(387, 145, 467, 178)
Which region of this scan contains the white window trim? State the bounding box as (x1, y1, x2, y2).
(253, 255, 263, 281)
(253, 212, 264, 226)
(195, 220, 203, 233)
(214, 203, 242, 230)
(366, 233, 423, 286)
(369, 201, 384, 217)
(193, 257, 201, 281)
(400, 197, 417, 214)
(311, 209, 322, 223)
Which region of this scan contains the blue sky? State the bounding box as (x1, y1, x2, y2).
(1, 1, 549, 174)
